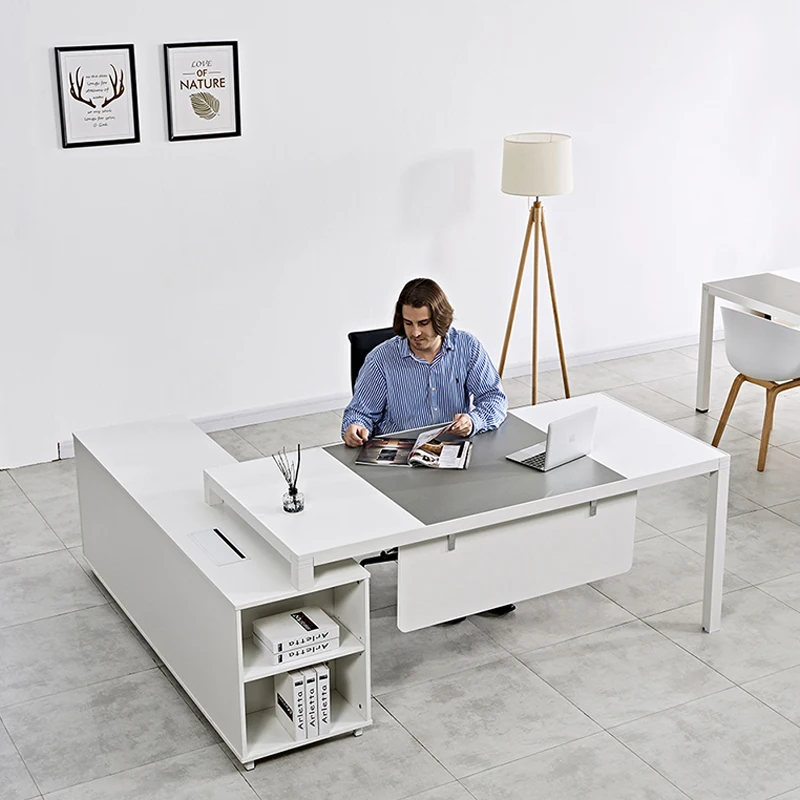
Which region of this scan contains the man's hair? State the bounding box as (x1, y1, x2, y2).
(393, 278, 454, 338)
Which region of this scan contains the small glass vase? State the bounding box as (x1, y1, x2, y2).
(282, 488, 305, 513)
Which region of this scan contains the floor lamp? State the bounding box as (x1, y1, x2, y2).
(498, 132, 573, 404)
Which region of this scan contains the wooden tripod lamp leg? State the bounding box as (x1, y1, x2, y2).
(532, 203, 541, 405)
(539, 203, 570, 399)
(499, 204, 536, 377)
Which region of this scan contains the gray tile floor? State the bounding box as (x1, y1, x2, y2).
(3, 345, 800, 799)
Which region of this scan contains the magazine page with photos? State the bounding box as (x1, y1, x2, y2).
(355, 422, 473, 469)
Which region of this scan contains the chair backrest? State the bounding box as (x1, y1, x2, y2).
(347, 327, 396, 392)
(721, 306, 800, 382)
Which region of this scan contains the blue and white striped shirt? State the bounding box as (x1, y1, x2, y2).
(342, 328, 508, 437)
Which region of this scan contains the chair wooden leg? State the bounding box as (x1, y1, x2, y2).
(757, 387, 779, 471)
(712, 374, 746, 447)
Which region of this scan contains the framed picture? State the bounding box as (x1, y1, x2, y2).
(164, 41, 241, 142)
(54, 44, 140, 148)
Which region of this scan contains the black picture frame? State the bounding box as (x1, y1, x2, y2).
(54, 44, 140, 148)
(163, 41, 241, 142)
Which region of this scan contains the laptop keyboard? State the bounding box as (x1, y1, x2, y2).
(520, 452, 547, 469)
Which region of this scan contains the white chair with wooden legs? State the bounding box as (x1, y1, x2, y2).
(712, 307, 800, 471)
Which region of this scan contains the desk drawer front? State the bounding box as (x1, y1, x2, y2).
(397, 492, 636, 631)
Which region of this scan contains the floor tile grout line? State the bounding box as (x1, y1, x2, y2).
(0, 665, 161, 713)
(0, 597, 108, 634)
(371, 607, 647, 702)
(371, 643, 512, 700)
(585, 580, 645, 620)
(749, 583, 800, 624)
(0, 494, 71, 557)
(603, 726, 696, 800)
(663, 525, 800, 587)
(636, 594, 800, 698)
(501, 617, 638, 663)
(594, 358, 700, 385)
(765, 783, 800, 800)
(658, 531, 763, 585)
(456, 783, 481, 800)
(380, 682, 605, 788)
(589, 574, 749, 622)
(371, 695, 461, 784)
(637, 615, 743, 688)
(603, 685, 739, 736)
(514, 621, 738, 733)
(25, 741, 225, 798)
(0, 714, 42, 798)
(506, 649, 607, 736)
(737, 674, 800, 734)
(430, 729, 606, 788)
(0, 541, 68, 568)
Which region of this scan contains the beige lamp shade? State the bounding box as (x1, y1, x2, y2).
(501, 132, 573, 197)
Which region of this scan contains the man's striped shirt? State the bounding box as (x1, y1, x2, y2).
(341, 328, 508, 437)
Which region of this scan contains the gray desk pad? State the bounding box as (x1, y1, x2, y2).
(324, 415, 626, 526)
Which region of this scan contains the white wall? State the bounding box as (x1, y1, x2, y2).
(3, 0, 800, 467)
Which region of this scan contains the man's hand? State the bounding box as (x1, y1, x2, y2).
(450, 414, 473, 437)
(344, 424, 370, 447)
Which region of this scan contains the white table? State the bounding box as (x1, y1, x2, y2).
(204, 393, 731, 633)
(696, 268, 800, 412)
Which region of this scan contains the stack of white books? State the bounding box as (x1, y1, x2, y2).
(252, 606, 340, 666)
(274, 663, 331, 741)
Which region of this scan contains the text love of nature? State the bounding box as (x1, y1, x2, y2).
(181, 60, 226, 90)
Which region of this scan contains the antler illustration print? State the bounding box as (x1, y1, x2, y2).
(100, 64, 125, 108)
(68, 67, 96, 108)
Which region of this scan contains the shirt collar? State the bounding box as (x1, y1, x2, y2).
(399, 329, 454, 359)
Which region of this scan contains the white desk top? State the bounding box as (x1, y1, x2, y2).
(74, 416, 368, 609)
(704, 269, 800, 323)
(203, 394, 726, 568)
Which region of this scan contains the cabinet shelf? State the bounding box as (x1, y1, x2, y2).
(242, 625, 364, 682)
(245, 690, 369, 760)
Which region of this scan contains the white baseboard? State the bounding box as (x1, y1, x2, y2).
(57, 328, 724, 461)
(56, 391, 352, 460)
(501, 327, 724, 380)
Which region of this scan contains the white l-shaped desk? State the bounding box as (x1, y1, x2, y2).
(74, 392, 729, 769)
(204, 393, 730, 633)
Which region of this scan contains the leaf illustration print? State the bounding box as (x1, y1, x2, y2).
(190, 92, 220, 120)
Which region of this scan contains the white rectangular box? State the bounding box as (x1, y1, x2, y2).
(301, 667, 319, 738)
(274, 670, 306, 741)
(315, 663, 331, 736)
(253, 606, 340, 653)
(254, 636, 339, 665)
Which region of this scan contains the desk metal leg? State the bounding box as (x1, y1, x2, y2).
(703, 458, 729, 632)
(696, 286, 715, 412)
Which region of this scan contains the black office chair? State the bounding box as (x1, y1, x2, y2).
(347, 327, 395, 392)
(348, 327, 398, 567)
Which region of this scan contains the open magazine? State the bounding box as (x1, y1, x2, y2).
(355, 422, 473, 469)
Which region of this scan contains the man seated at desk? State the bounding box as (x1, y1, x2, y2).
(342, 277, 508, 445)
(342, 277, 513, 619)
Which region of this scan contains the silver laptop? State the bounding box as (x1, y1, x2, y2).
(506, 407, 598, 472)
